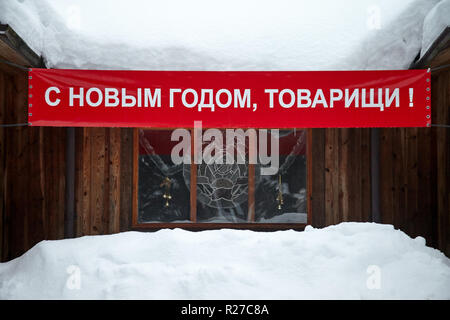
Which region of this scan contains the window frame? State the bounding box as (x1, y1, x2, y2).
(132, 128, 312, 231)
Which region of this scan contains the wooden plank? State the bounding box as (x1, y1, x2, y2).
(379, 128, 393, 224)
(311, 129, 325, 228)
(57, 127, 66, 239)
(333, 130, 340, 225)
(44, 127, 57, 239)
(412, 27, 450, 69)
(42, 128, 51, 238)
(0, 39, 31, 68)
(429, 47, 450, 69)
(0, 72, 5, 260)
(39, 127, 47, 240)
(417, 125, 433, 245)
(27, 124, 44, 245)
(339, 128, 349, 221)
(324, 129, 333, 226)
(306, 128, 313, 225)
(131, 129, 139, 227)
(109, 128, 121, 234)
(429, 73, 440, 250)
(391, 128, 404, 229)
(120, 128, 133, 232)
(443, 71, 449, 254)
(444, 71, 450, 256)
(81, 128, 92, 235)
(435, 71, 449, 255)
(90, 128, 106, 235)
(0, 24, 42, 68)
(2, 72, 14, 261)
(18, 72, 29, 255)
(102, 129, 110, 234)
(325, 129, 339, 225)
(360, 128, 371, 222)
(350, 128, 361, 221)
(8, 72, 28, 257)
(74, 128, 83, 237)
(406, 127, 419, 236)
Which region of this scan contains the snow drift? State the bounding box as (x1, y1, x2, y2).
(0, 0, 445, 70)
(0, 222, 449, 299)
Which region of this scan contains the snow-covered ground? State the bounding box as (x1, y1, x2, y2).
(0, 222, 449, 299)
(0, 0, 447, 70)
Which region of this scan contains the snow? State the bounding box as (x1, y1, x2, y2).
(258, 212, 307, 223)
(0, 0, 441, 70)
(0, 222, 449, 299)
(421, 0, 450, 57)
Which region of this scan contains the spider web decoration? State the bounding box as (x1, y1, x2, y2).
(181, 137, 252, 209)
(139, 129, 306, 211)
(196, 155, 249, 209)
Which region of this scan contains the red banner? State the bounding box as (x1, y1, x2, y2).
(28, 68, 430, 128)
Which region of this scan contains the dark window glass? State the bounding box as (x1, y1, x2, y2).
(137, 129, 307, 224)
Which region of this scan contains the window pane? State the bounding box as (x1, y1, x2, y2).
(137, 130, 190, 223)
(188, 162, 250, 223)
(136, 128, 307, 225)
(255, 130, 307, 223)
(192, 129, 307, 223)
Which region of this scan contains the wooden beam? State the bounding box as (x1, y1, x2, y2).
(0, 24, 43, 69)
(131, 129, 139, 227)
(119, 128, 133, 232)
(310, 129, 325, 228)
(411, 27, 450, 69)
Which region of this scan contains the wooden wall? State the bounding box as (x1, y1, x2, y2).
(310, 128, 372, 227)
(0, 69, 66, 262)
(74, 127, 134, 236)
(433, 70, 450, 256)
(311, 69, 449, 257)
(379, 69, 450, 255)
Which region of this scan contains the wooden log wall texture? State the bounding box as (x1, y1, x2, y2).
(0, 70, 66, 262)
(433, 70, 450, 256)
(310, 128, 372, 227)
(75, 127, 133, 236)
(379, 69, 449, 256)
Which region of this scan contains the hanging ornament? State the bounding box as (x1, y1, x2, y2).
(276, 174, 284, 210)
(160, 177, 172, 207)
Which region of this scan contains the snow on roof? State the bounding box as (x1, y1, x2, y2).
(0, 0, 444, 70)
(421, 0, 450, 57)
(0, 222, 449, 299)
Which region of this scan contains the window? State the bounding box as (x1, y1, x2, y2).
(132, 128, 311, 230)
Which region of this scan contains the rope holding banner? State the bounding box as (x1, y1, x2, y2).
(0, 58, 30, 71)
(0, 123, 30, 127)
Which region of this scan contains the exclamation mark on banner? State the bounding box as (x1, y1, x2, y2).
(409, 88, 414, 107)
